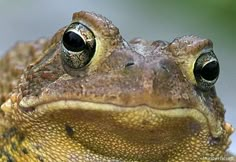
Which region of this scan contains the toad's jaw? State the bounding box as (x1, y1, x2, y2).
(33, 100, 233, 153)
(20, 100, 225, 134)
(2, 98, 232, 160)
(20, 99, 232, 139)
(2, 95, 232, 142)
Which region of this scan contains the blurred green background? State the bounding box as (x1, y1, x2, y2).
(0, 0, 235, 154)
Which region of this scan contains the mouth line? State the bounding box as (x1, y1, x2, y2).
(19, 99, 207, 123)
(19, 98, 191, 112)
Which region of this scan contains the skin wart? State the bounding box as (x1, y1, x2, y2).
(0, 11, 234, 162)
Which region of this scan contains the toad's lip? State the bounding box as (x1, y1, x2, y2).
(22, 99, 202, 114)
(19, 99, 208, 130)
(17, 98, 234, 141)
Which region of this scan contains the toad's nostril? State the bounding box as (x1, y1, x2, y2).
(125, 62, 135, 68)
(160, 64, 170, 73)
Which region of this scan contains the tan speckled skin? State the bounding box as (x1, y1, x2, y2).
(0, 11, 234, 162)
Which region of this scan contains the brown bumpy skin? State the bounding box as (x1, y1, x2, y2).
(0, 39, 48, 106)
(0, 11, 234, 162)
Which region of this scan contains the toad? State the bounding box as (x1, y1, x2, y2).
(0, 11, 234, 162)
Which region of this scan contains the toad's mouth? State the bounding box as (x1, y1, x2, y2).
(19, 97, 204, 118)
(0, 96, 230, 155)
(18, 99, 233, 144)
(2, 98, 228, 159)
(16, 99, 233, 153)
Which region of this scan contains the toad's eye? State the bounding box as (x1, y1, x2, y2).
(194, 51, 220, 90)
(63, 30, 86, 52)
(61, 22, 96, 69)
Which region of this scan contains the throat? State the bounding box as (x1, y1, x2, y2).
(0, 126, 30, 161)
(3, 106, 227, 161)
(14, 107, 207, 161)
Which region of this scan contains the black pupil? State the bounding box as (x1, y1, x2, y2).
(201, 61, 219, 81)
(62, 31, 86, 52)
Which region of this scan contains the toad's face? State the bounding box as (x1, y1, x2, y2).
(0, 11, 233, 162)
